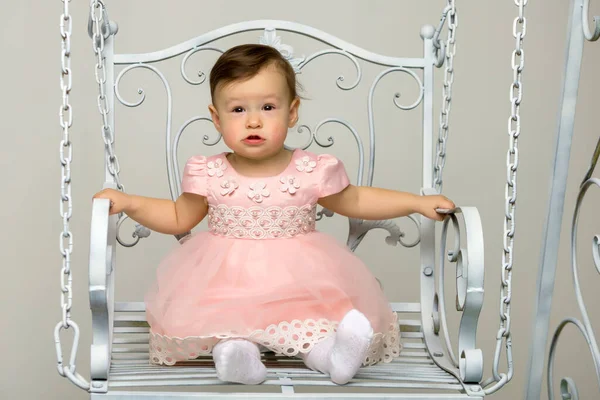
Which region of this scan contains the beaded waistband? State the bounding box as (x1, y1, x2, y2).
(207, 204, 317, 239)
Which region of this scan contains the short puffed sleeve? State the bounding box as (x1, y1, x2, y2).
(181, 155, 208, 196)
(317, 154, 351, 198)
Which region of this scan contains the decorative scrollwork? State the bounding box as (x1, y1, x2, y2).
(547, 178, 600, 399)
(570, 179, 600, 355)
(114, 63, 178, 202)
(298, 49, 362, 90)
(171, 116, 220, 196)
(560, 377, 579, 400)
(437, 208, 485, 383)
(314, 119, 364, 185)
(116, 214, 151, 248)
(258, 27, 361, 90)
(286, 124, 312, 150)
(369, 67, 424, 112)
(114, 63, 173, 243)
(347, 216, 421, 252)
(286, 118, 365, 186)
(548, 318, 598, 400)
(115, 64, 172, 108)
(583, 0, 600, 42)
(315, 207, 333, 221)
(180, 46, 224, 85)
(366, 67, 424, 185)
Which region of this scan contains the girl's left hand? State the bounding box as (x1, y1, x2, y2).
(418, 195, 456, 221)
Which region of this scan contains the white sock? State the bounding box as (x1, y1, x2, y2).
(301, 336, 335, 373)
(327, 309, 374, 385)
(212, 339, 267, 385)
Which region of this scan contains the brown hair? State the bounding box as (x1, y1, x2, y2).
(209, 44, 300, 104)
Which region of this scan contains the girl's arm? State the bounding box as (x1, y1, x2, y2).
(93, 188, 208, 235)
(318, 185, 454, 221)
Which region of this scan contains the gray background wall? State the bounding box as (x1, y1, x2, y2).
(2, 0, 600, 398)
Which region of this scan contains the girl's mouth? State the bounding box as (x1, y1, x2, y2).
(243, 135, 265, 145)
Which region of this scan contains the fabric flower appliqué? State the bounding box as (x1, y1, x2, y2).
(280, 175, 300, 195)
(220, 177, 239, 196)
(207, 158, 227, 177)
(247, 182, 270, 203)
(295, 156, 317, 173)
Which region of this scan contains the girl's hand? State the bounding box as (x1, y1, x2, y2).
(418, 195, 456, 221)
(92, 188, 133, 215)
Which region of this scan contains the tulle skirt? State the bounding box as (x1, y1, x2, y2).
(145, 231, 401, 366)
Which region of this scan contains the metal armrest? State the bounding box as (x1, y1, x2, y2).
(89, 197, 116, 384)
(417, 193, 486, 395)
(438, 206, 485, 384)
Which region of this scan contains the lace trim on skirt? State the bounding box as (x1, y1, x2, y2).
(149, 313, 401, 367)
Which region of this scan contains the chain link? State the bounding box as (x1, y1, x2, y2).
(55, 0, 90, 390)
(91, 0, 124, 190)
(485, 0, 527, 394)
(433, 0, 457, 193)
(59, 0, 73, 331)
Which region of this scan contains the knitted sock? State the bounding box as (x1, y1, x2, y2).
(212, 339, 267, 385)
(327, 309, 373, 385)
(301, 336, 335, 373)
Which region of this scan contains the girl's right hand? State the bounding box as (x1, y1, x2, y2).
(92, 188, 133, 215)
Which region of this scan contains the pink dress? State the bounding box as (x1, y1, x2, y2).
(145, 149, 401, 366)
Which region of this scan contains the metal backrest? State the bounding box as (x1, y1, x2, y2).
(105, 20, 437, 252)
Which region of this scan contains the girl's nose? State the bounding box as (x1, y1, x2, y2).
(246, 112, 262, 129)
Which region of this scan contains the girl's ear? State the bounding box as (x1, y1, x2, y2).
(288, 97, 300, 127)
(208, 104, 222, 133)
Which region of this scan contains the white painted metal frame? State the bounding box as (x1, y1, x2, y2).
(87, 19, 486, 399)
(525, 0, 600, 398)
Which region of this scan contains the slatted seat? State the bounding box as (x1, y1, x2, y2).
(99, 302, 470, 398)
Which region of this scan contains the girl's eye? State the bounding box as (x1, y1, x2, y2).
(263, 105, 275, 111)
(232, 107, 244, 113)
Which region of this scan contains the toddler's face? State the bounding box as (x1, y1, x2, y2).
(209, 65, 299, 160)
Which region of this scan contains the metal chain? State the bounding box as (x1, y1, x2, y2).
(433, 0, 457, 193)
(91, 0, 123, 190)
(484, 0, 527, 394)
(54, 0, 90, 390)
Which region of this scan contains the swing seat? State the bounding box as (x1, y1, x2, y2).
(88, 20, 486, 399)
(105, 301, 465, 398)
(90, 201, 472, 398)
(90, 201, 485, 399)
